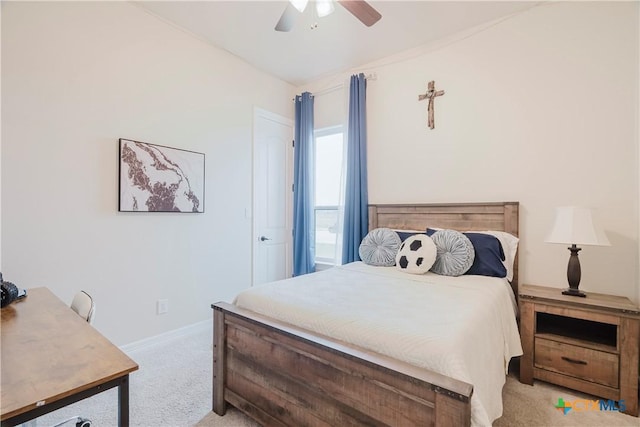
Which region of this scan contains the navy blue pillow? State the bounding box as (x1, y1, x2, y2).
(427, 229, 507, 278)
(396, 230, 422, 242)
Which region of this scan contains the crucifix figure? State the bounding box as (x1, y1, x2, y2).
(418, 81, 445, 130)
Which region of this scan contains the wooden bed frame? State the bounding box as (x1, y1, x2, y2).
(212, 202, 519, 426)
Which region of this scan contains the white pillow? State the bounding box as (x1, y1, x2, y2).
(395, 235, 437, 274)
(477, 231, 519, 282)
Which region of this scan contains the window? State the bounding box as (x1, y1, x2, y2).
(314, 127, 344, 265)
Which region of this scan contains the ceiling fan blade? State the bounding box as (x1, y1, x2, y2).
(275, 2, 299, 32)
(338, 0, 382, 27)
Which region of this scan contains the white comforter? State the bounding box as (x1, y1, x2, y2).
(234, 262, 523, 426)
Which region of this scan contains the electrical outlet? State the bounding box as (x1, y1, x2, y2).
(157, 299, 169, 315)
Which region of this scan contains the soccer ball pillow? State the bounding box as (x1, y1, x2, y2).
(395, 234, 437, 274)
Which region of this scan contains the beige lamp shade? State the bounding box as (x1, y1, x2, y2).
(545, 207, 610, 247)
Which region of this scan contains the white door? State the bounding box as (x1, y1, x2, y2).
(252, 108, 293, 286)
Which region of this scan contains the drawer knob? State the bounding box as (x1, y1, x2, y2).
(561, 356, 588, 365)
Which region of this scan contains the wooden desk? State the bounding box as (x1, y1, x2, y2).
(1, 287, 138, 426)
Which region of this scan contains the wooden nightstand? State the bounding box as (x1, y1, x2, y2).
(519, 284, 640, 416)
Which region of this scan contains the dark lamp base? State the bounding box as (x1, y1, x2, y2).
(563, 244, 586, 298)
(562, 288, 587, 298)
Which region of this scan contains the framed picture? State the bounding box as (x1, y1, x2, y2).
(119, 138, 205, 213)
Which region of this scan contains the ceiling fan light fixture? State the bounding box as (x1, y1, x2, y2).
(316, 0, 335, 18)
(276, 0, 381, 32)
(289, 0, 309, 13)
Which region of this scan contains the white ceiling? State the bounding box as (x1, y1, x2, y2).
(136, 1, 540, 86)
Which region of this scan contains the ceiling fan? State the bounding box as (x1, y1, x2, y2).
(275, 0, 382, 32)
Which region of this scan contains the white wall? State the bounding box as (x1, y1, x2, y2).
(314, 86, 347, 130)
(0, 4, 3, 272)
(1, 1, 294, 345)
(301, 2, 640, 302)
(637, 2, 640, 307)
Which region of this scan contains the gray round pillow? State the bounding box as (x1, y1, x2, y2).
(359, 228, 401, 266)
(430, 229, 475, 276)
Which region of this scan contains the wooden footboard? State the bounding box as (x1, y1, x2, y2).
(212, 302, 473, 427)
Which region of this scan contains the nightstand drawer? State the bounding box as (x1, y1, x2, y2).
(534, 338, 619, 388)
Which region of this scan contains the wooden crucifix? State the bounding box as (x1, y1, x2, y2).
(418, 81, 445, 129)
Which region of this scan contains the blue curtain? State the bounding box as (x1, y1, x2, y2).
(342, 74, 369, 264)
(293, 92, 316, 276)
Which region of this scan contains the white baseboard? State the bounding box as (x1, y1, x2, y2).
(120, 319, 211, 355)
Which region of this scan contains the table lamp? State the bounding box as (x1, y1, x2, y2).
(545, 207, 610, 297)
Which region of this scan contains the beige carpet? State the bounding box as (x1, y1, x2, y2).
(29, 322, 637, 427)
(197, 374, 639, 427)
(494, 374, 637, 426)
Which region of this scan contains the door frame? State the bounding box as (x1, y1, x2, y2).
(252, 107, 294, 286)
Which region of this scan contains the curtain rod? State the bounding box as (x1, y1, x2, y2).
(312, 84, 343, 97)
(292, 73, 377, 101)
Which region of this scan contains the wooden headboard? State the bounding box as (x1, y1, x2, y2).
(368, 202, 520, 295)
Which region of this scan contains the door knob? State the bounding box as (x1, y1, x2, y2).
(260, 236, 271, 241)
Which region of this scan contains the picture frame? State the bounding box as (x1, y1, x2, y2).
(119, 138, 205, 213)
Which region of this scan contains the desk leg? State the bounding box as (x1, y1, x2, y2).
(118, 375, 130, 427)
